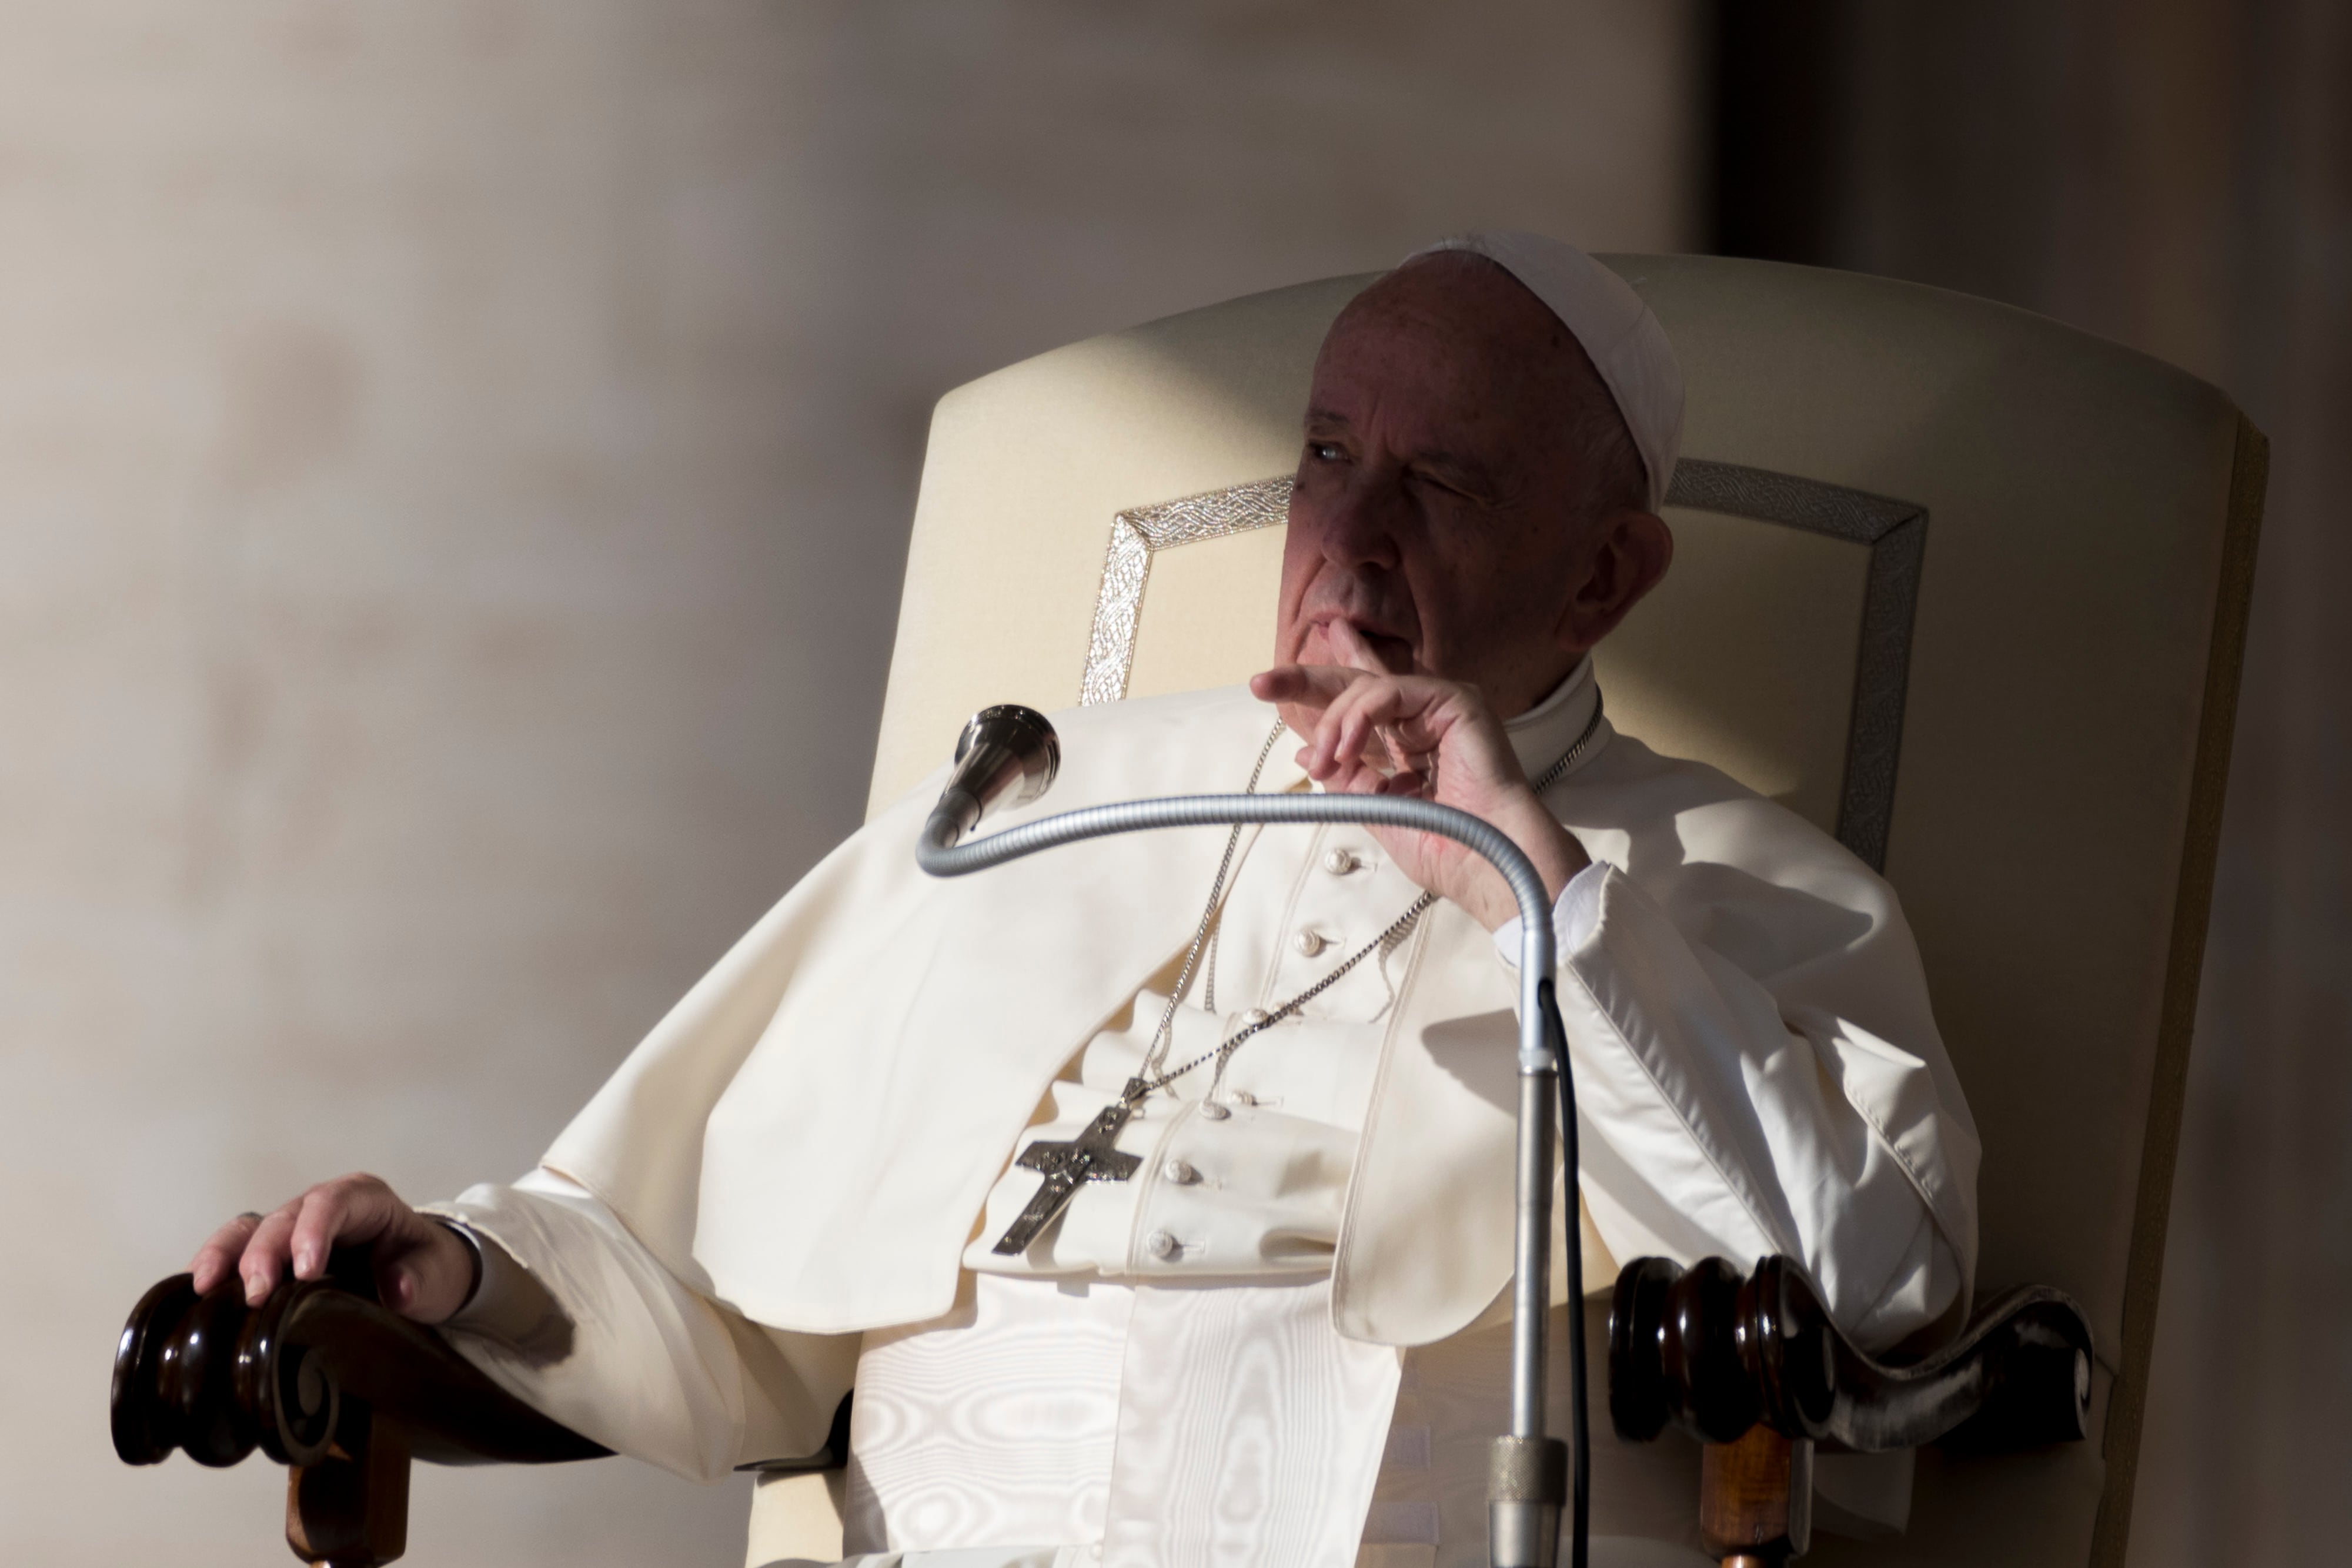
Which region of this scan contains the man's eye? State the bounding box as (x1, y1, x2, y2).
(1308, 442, 1345, 463)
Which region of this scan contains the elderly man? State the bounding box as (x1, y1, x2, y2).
(190, 235, 1976, 1567)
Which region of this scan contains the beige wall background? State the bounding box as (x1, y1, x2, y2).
(0, 4, 1702, 1563)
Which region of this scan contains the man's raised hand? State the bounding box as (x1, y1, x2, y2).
(1249, 620, 1588, 931)
(188, 1172, 476, 1325)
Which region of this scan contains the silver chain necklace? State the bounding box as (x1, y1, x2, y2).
(1144, 687, 1607, 1104)
(987, 688, 1606, 1258)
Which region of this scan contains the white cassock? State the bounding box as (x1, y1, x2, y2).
(423, 660, 1980, 1568)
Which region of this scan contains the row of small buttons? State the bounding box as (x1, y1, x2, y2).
(1128, 834, 1374, 1281)
(1298, 844, 1364, 959)
(1150, 1150, 1202, 1258)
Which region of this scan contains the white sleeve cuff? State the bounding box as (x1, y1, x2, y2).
(432, 1213, 557, 1348)
(1491, 858, 1613, 967)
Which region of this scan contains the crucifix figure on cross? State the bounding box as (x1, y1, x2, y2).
(988, 1078, 1149, 1255)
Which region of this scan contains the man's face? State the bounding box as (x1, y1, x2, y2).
(1274, 255, 1631, 718)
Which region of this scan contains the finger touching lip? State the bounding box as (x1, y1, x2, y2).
(1307, 614, 1412, 673)
(1324, 618, 1382, 671)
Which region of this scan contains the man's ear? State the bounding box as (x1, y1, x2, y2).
(1558, 510, 1673, 653)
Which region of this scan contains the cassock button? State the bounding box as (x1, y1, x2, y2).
(1295, 929, 1329, 957)
(1197, 1101, 1231, 1121)
(1164, 1158, 1200, 1185)
(1243, 1008, 1271, 1028)
(1145, 1229, 1179, 1260)
(1324, 848, 1359, 875)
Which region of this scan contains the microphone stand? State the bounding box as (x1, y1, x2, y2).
(920, 774, 1588, 1568)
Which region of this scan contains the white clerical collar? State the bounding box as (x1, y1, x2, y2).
(1504, 656, 1602, 781)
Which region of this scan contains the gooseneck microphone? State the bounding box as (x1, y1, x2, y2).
(918, 705, 1591, 1568)
(933, 704, 1063, 840)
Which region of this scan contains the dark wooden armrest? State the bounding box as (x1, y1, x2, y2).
(1606, 1255, 2094, 1565)
(111, 1261, 608, 1567)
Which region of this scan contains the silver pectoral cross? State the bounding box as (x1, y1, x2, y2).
(988, 1078, 1148, 1256)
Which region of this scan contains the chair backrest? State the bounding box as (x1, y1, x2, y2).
(867, 256, 2264, 1568)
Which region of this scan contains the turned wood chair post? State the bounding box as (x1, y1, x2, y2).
(112, 1262, 609, 1567)
(1610, 1252, 2094, 1566)
(285, 1402, 410, 1568)
(1699, 1426, 1810, 1567)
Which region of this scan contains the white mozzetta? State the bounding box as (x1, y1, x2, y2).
(427, 672, 1971, 1561)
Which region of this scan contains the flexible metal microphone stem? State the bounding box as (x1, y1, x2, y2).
(917, 707, 1588, 1568)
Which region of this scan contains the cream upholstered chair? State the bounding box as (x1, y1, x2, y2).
(107, 256, 2261, 1568)
(826, 256, 2265, 1568)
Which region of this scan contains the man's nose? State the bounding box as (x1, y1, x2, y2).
(1319, 473, 1405, 570)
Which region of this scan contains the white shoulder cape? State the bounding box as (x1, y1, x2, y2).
(542, 684, 1976, 1349)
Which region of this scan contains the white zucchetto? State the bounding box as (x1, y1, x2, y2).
(1405, 232, 1685, 514)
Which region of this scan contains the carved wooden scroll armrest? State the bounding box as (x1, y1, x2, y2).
(1608, 1255, 2094, 1567)
(111, 1262, 608, 1568)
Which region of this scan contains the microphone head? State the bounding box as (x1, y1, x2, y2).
(946, 704, 1060, 827)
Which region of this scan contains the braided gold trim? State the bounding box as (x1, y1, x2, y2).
(1078, 476, 1294, 705)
